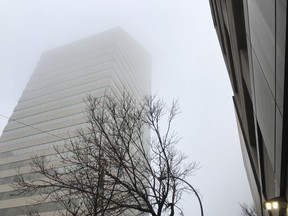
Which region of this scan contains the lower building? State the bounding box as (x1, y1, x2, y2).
(209, 1, 288, 215)
(0, 28, 151, 215)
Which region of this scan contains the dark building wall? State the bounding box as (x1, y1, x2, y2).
(210, 1, 287, 215)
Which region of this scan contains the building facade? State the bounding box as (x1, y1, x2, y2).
(210, 1, 287, 215)
(0, 28, 151, 215)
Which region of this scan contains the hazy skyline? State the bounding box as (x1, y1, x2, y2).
(0, 1, 253, 215)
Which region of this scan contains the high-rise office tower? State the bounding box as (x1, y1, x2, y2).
(0, 28, 151, 215)
(210, 1, 287, 216)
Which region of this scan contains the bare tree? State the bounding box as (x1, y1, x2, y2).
(13, 93, 199, 216)
(240, 203, 257, 216)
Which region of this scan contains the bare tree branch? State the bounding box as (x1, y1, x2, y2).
(13, 92, 199, 216)
(239, 203, 257, 216)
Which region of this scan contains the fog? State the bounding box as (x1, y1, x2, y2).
(0, 1, 253, 215)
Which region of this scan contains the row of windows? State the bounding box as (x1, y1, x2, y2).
(22, 66, 112, 103)
(11, 87, 106, 119)
(24, 52, 115, 97)
(0, 186, 55, 201)
(0, 200, 62, 215)
(0, 154, 59, 172)
(0, 156, 75, 185)
(0, 140, 66, 160)
(0, 123, 86, 147)
(4, 102, 85, 132)
(2, 187, 79, 210)
(19, 69, 115, 109)
(3, 112, 85, 137)
(0, 171, 43, 185)
(16, 77, 111, 111)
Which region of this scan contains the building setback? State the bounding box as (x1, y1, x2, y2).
(209, 1, 287, 216)
(0, 28, 151, 215)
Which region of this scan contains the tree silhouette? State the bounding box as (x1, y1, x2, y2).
(14, 93, 198, 216)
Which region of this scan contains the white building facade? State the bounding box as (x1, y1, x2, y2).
(0, 28, 151, 215)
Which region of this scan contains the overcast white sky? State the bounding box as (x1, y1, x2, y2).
(0, 1, 253, 215)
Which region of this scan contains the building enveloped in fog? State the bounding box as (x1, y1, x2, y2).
(210, 1, 287, 216)
(0, 28, 151, 215)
